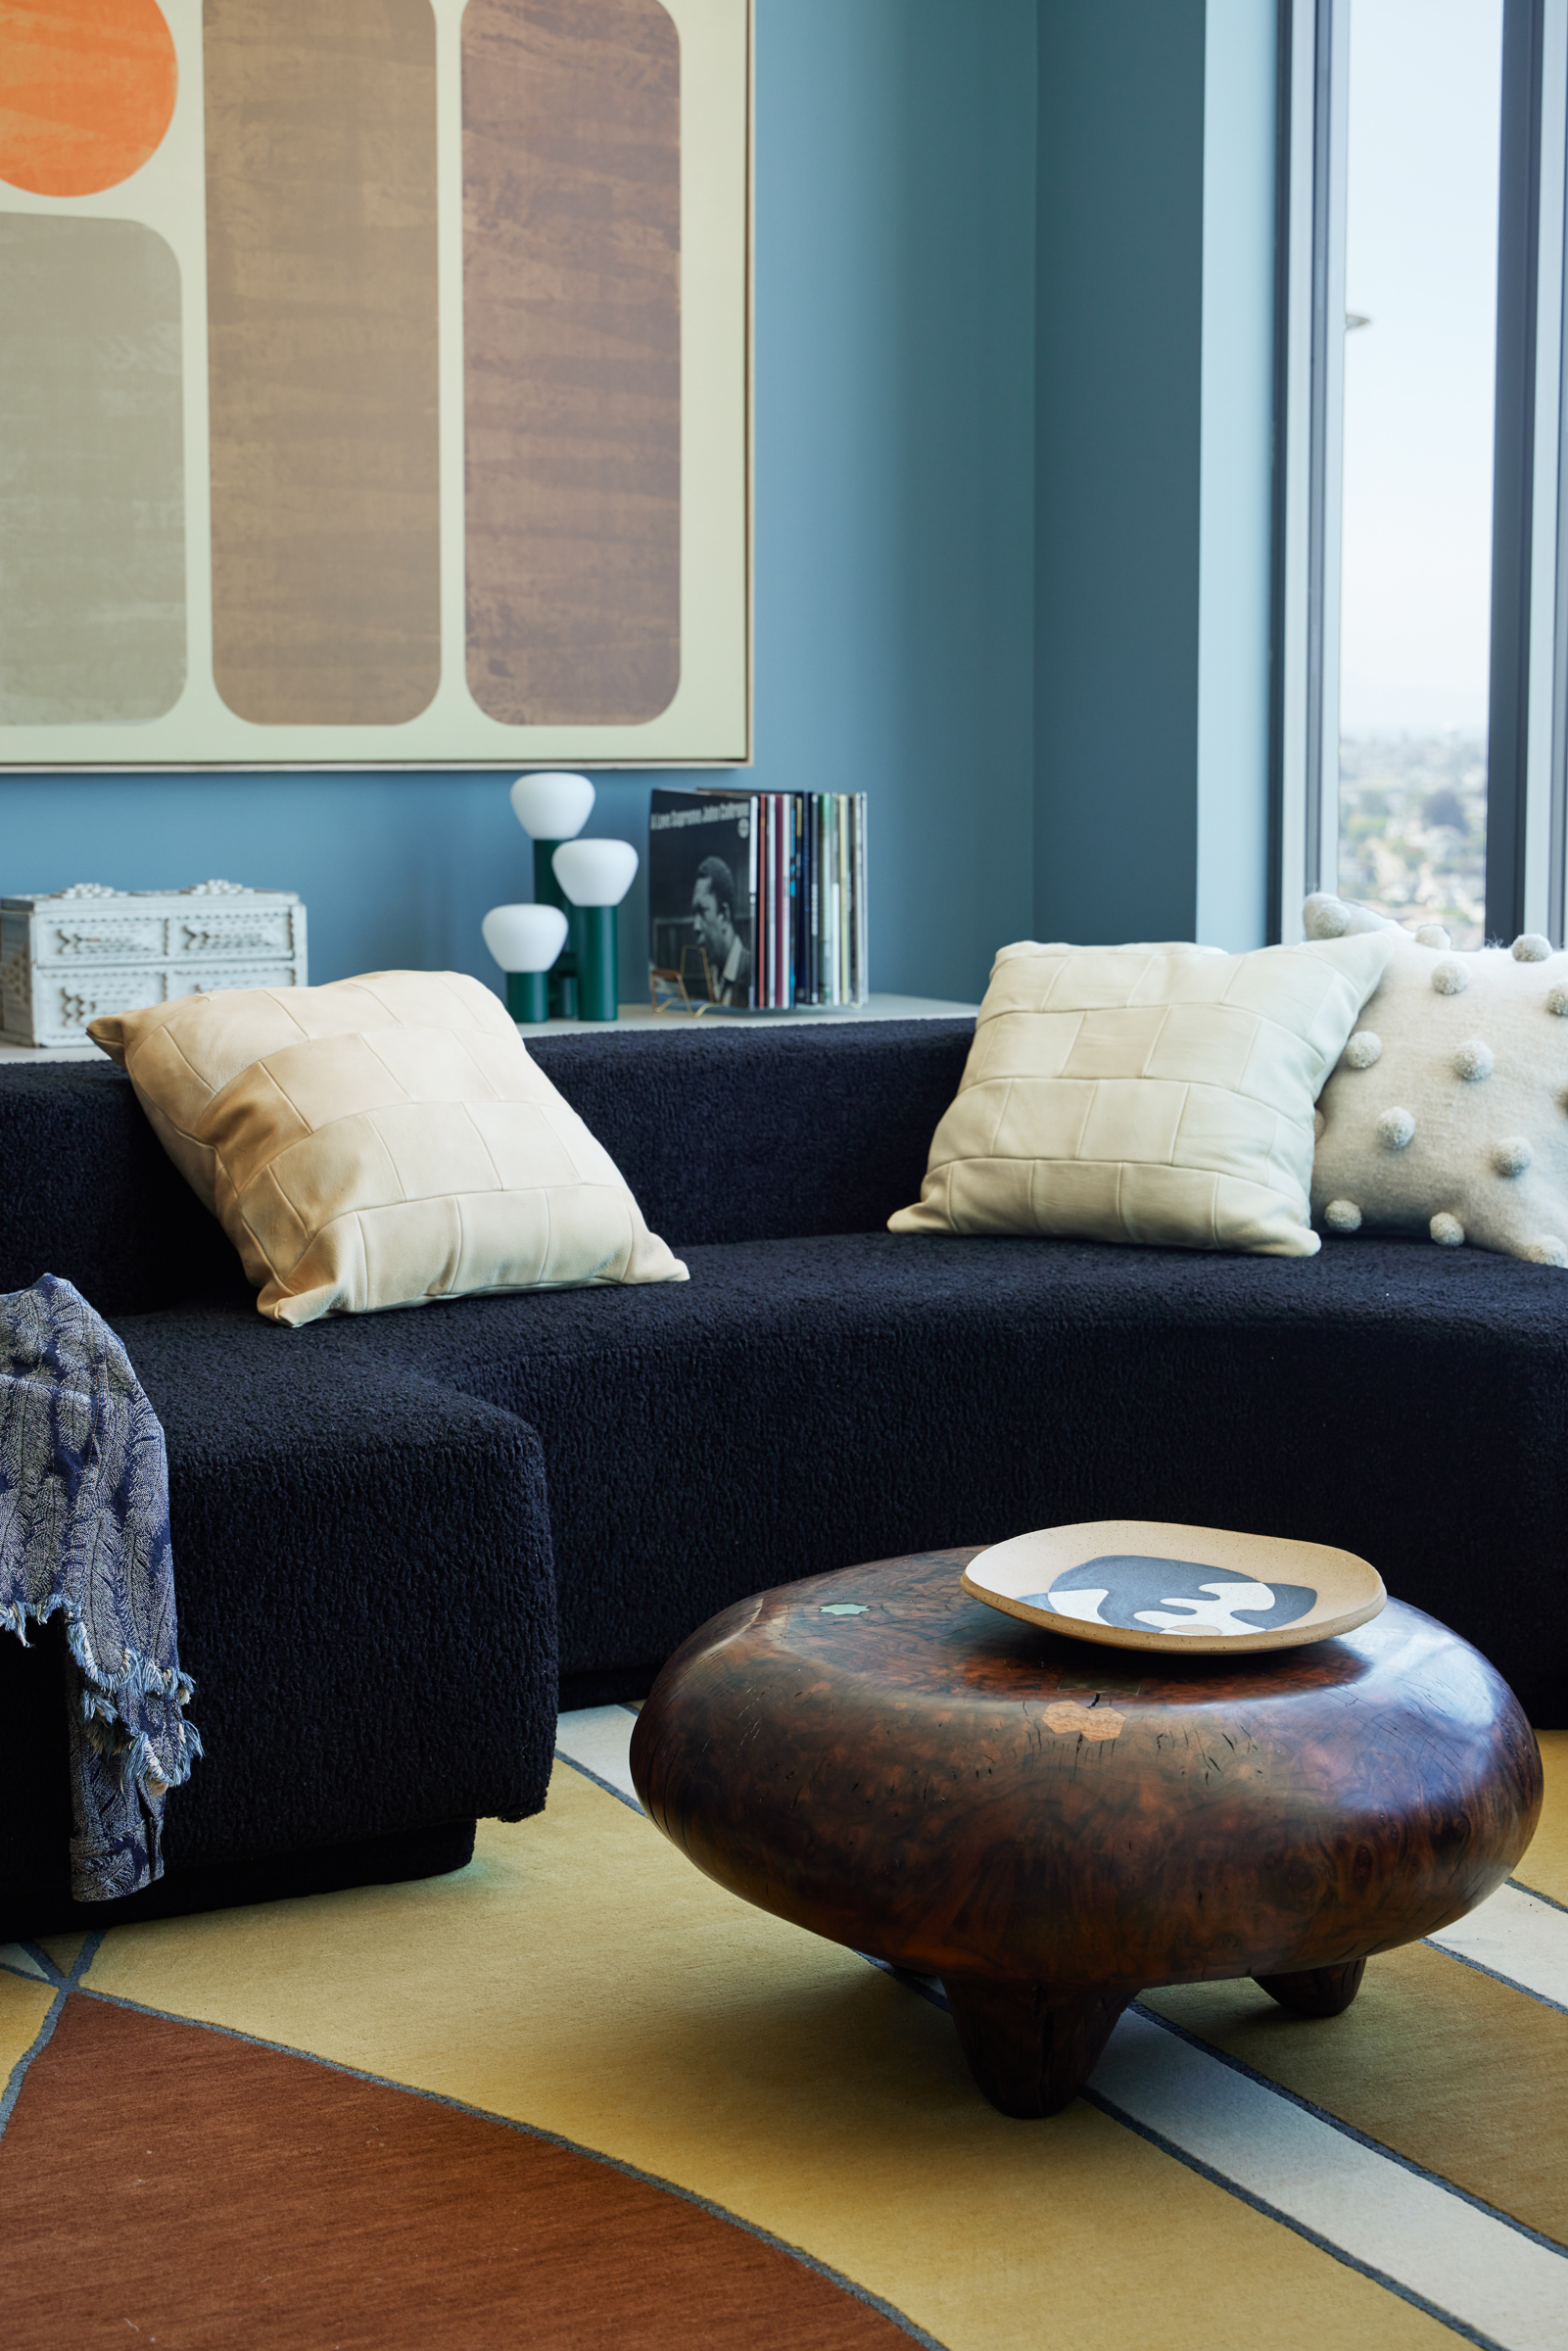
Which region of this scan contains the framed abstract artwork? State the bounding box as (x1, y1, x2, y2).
(0, 0, 751, 768)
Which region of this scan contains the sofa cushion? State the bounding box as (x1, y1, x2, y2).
(302, 1230, 1568, 1723)
(528, 1020, 976, 1247)
(891, 937, 1392, 1257)
(0, 1062, 248, 1315)
(90, 972, 688, 1323)
(0, 1022, 976, 1314)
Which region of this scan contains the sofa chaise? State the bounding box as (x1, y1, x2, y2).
(2, 1017, 1562, 1939)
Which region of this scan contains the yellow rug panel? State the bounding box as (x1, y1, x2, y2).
(1141, 1937, 1568, 2243)
(36, 1935, 89, 1978)
(1519, 1730, 1568, 1902)
(83, 1766, 1457, 2351)
(0, 1972, 54, 2075)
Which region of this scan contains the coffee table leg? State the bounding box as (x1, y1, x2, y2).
(1253, 1956, 1366, 2017)
(942, 1978, 1133, 2118)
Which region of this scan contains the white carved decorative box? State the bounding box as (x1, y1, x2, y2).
(0, 882, 308, 1049)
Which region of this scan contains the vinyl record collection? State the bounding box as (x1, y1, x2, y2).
(647, 789, 869, 1010)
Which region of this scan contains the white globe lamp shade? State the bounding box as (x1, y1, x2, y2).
(551, 839, 640, 907)
(481, 902, 569, 973)
(509, 771, 595, 840)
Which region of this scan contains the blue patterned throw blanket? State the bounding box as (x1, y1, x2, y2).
(0, 1275, 200, 1902)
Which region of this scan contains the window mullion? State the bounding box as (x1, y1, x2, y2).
(1486, 0, 1546, 941)
(1534, 0, 1568, 942)
(1305, 0, 1350, 908)
(1270, 0, 1347, 939)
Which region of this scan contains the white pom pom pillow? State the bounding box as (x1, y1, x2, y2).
(1306, 892, 1568, 1265)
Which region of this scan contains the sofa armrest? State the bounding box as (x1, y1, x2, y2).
(108, 1312, 559, 1867)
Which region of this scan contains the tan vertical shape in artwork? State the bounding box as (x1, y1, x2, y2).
(463, 0, 682, 726)
(0, 215, 185, 723)
(205, 0, 441, 726)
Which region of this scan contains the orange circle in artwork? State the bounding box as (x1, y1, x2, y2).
(0, 0, 178, 198)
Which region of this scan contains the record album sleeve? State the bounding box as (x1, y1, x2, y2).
(648, 791, 756, 1007)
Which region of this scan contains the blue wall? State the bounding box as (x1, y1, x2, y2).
(1033, 0, 1207, 946)
(0, 1, 1037, 1010)
(1032, 0, 1277, 951)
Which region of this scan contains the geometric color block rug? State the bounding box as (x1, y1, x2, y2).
(2, 1714, 1564, 2350)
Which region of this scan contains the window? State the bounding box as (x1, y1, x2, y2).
(1272, 0, 1568, 946)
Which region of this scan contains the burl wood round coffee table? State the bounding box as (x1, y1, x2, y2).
(629, 1547, 1543, 2119)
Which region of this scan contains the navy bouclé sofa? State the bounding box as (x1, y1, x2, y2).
(2, 1017, 1563, 1938)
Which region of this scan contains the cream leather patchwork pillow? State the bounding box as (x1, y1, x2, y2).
(889, 935, 1393, 1256)
(1306, 892, 1568, 1265)
(89, 972, 688, 1324)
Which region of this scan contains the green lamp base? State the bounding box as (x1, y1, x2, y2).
(528, 839, 619, 1022)
(505, 970, 550, 1025)
(575, 905, 619, 1021)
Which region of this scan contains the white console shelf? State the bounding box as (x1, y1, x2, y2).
(522, 991, 978, 1035)
(0, 991, 977, 1062)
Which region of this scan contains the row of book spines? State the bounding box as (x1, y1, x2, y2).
(751, 792, 868, 1007)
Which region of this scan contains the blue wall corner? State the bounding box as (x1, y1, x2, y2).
(0, 0, 1037, 1014)
(3, 1, 1279, 993)
(1033, 0, 1208, 946)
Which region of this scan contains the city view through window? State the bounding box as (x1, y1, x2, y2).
(1337, 0, 1502, 946)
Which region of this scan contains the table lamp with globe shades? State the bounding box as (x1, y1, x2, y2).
(509, 772, 594, 1016)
